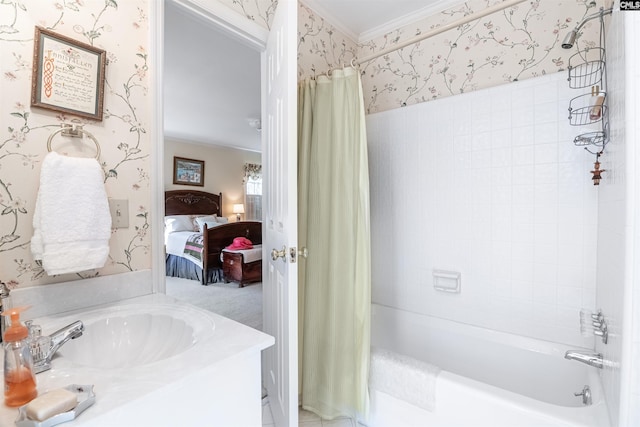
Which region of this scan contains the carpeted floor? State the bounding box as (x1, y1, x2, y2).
(166, 276, 263, 331)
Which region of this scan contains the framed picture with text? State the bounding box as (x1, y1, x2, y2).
(173, 156, 205, 186)
(31, 27, 107, 121)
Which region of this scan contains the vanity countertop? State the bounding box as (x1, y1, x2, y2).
(0, 293, 274, 426)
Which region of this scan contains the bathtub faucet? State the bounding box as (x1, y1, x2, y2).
(564, 350, 603, 369)
(27, 320, 84, 374)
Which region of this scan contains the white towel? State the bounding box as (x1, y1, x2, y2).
(31, 152, 112, 275)
(370, 347, 441, 412)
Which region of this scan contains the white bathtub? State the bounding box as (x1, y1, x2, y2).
(367, 304, 611, 427)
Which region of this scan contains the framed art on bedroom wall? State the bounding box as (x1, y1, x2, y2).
(173, 156, 205, 186)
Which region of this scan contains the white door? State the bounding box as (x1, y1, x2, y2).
(261, 1, 298, 426)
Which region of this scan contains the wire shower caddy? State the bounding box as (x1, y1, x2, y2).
(566, 13, 609, 153)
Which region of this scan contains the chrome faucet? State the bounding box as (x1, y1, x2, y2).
(564, 350, 604, 369)
(0, 281, 10, 341)
(29, 320, 84, 374)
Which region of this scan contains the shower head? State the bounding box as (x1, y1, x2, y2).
(561, 29, 577, 49)
(560, 7, 613, 50)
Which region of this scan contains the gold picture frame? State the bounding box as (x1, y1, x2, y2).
(173, 156, 205, 187)
(31, 27, 107, 121)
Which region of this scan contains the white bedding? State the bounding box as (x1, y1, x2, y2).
(166, 231, 202, 268)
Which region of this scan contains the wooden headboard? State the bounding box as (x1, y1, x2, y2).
(165, 190, 222, 216)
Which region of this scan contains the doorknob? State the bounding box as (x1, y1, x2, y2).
(271, 246, 287, 262)
(298, 247, 308, 258)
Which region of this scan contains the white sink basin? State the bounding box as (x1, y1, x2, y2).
(58, 312, 197, 369)
(0, 292, 273, 427)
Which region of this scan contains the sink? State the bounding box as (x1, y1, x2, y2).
(0, 293, 273, 427)
(58, 313, 196, 369)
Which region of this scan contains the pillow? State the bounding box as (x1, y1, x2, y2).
(215, 216, 229, 224)
(195, 216, 221, 232)
(164, 215, 196, 233)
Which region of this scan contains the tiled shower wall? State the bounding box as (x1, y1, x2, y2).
(624, 10, 640, 427)
(624, 12, 640, 426)
(595, 7, 635, 427)
(367, 71, 600, 348)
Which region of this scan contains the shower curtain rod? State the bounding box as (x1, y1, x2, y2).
(356, 0, 527, 65)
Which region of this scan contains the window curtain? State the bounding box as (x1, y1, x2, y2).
(298, 67, 371, 420)
(243, 163, 262, 182)
(243, 163, 262, 221)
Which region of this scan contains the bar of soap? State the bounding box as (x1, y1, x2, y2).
(25, 388, 78, 421)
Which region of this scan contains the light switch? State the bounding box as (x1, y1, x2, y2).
(109, 199, 129, 228)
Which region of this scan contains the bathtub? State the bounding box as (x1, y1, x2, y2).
(367, 304, 611, 427)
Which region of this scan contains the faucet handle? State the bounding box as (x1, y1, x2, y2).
(26, 321, 42, 337)
(594, 322, 608, 344)
(574, 385, 592, 406)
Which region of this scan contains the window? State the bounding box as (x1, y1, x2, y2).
(244, 163, 262, 221)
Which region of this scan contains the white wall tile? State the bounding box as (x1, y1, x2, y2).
(534, 103, 559, 124)
(512, 125, 535, 146)
(368, 72, 602, 348)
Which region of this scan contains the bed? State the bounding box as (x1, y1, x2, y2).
(165, 190, 262, 285)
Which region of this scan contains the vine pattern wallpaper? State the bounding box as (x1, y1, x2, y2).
(297, 2, 357, 80)
(0, 0, 151, 288)
(218, 0, 278, 30)
(297, 0, 610, 114)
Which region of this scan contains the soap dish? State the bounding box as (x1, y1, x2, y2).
(15, 384, 96, 427)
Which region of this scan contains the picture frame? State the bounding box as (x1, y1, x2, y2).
(31, 26, 107, 121)
(173, 156, 205, 187)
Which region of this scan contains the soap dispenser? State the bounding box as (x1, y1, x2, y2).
(2, 306, 37, 407)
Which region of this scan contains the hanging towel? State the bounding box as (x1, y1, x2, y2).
(31, 152, 112, 275)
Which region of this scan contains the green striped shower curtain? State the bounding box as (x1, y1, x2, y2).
(297, 66, 371, 421)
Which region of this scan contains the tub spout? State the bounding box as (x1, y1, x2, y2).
(564, 350, 603, 369)
(30, 320, 84, 374)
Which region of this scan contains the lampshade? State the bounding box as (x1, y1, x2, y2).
(233, 204, 245, 214)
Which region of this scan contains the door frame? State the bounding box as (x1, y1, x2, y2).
(150, 0, 269, 295)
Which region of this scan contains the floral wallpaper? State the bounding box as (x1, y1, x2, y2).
(0, 0, 151, 288)
(298, 0, 612, 114)
(217, 0, 278, 30)
(297, 2, 358, 80)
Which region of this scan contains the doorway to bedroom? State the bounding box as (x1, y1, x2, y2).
(163, 0, 263, 331)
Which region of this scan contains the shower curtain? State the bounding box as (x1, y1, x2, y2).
(298, 66, 371, 420)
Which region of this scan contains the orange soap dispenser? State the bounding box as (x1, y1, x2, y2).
(2, 306, 37, 407)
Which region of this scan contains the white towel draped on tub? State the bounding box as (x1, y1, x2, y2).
(370, 347, 442, 412)
(31, 152, 112, 275)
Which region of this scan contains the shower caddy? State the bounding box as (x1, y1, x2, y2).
(566, 8, 610, 184)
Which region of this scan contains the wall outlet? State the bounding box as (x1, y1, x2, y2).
(109, 199, 129, 228)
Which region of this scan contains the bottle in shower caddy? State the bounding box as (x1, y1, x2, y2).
(2, 306, 37, 407)
(589, 85, 604, 120)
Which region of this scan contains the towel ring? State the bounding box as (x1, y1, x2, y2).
(47, 125, 101, 160)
